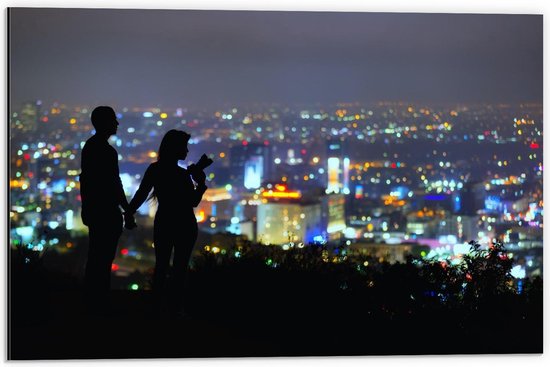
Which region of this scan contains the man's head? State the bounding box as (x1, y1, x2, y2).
(91, 106, 119, 137)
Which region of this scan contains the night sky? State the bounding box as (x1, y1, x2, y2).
(9, 8, 543, 108)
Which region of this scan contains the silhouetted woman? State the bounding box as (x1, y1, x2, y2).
(127, 129, 207, 314)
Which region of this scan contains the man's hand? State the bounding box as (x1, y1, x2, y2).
(123, 212, 137, 230)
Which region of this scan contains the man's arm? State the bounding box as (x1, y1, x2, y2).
(111, 147, 130, 212)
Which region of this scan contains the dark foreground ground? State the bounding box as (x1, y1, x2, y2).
(9, 288, 543, 360)
(9, 242, 543, 359)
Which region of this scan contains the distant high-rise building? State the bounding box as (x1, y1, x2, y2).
(457, 182, 485, 215)
(326, 157, 340, 193)
(342, 157, 350, 194)
(320, 194, 346, 242)
(453, 215, 479, 242)
(230, 143, 272, 190)
(325, 140, 349, 194)
(244, 156, 263, 189)
(195, 187, 233, 221)
(256, 185, 322, 245)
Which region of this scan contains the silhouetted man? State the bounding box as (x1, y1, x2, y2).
(80, 106, 132, 315)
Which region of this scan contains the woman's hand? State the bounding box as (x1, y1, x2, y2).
(191, 169, 206, 186)
(123, 212, 137, 230)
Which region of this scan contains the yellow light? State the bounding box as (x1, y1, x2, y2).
(69, 118, 77, 124)
(148, 151, 157, 158)
(219, 152, 226, 158)
(196, 210, 206, 222)
(160, 113, 168, 119)
(262, 191, 301, 199)
(275, 184, 287, 191)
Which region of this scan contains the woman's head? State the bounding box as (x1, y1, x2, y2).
(158, 129, 191, 161)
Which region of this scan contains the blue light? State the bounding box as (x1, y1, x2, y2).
(51, 179, 66, 193)
(454, 195, 461, 212)
(143, 112, 154, 118)
(425, 195, 446, 201)
(313, 235, 326, 244)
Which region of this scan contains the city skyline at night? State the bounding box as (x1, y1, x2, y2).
(9, 99, 543, 280)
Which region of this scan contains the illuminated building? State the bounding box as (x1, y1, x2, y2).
(244, 155, 263, 189)
(326, 157, 340, 193)
(452, 215, 479, 242)
(256, 185, 322, 245)
(286, 148, 303, 165)
(320, 194, 346, 241)
(195, 186, 233, 221)
(325, 140, 349, 194)
(343, 157, 350, 194)
(229, 143, 272, 190)
(225, 218, 255, 241)
(406, 209, 443, 238)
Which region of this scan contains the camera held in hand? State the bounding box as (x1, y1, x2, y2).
(188, 154, 213, 177)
